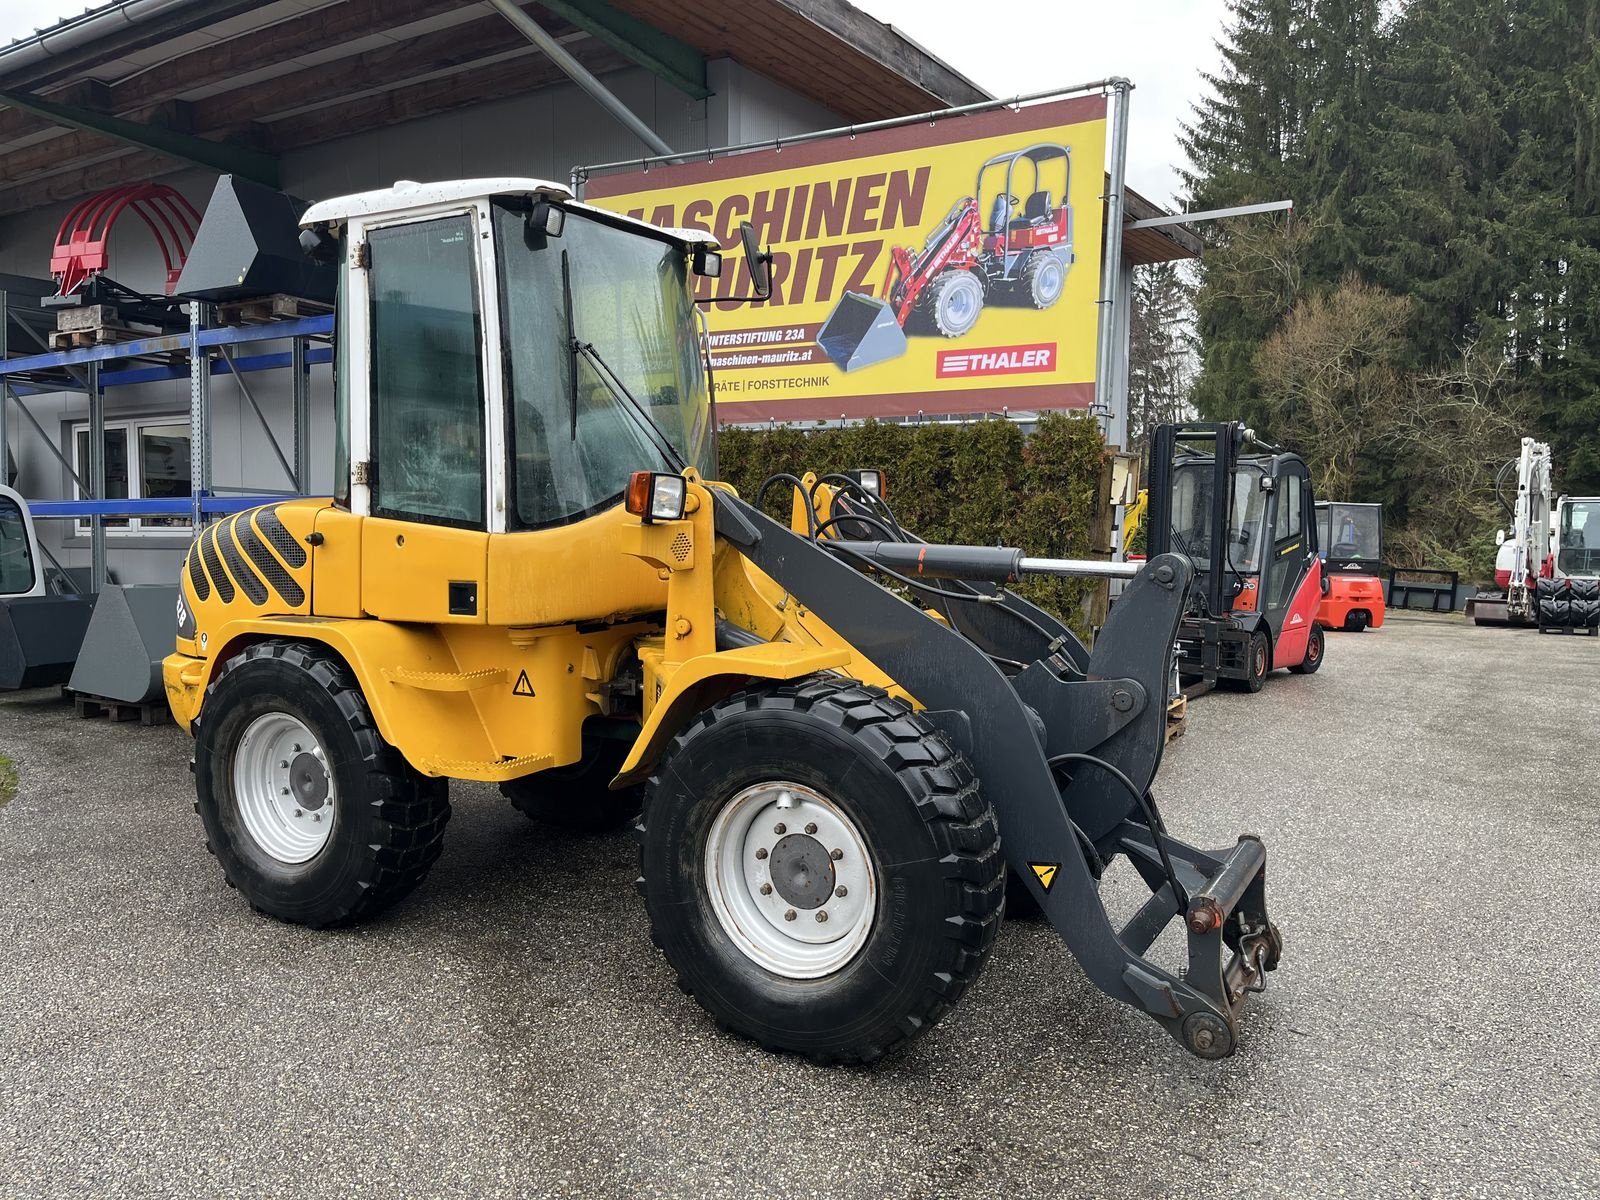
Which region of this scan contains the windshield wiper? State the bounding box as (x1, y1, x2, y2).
(561, 250, 578, 440)
(572, 338, 687, 473)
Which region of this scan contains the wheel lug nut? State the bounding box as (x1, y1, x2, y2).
(804, 822, 817, 835)
(278, 760, 289, 769)
(755, 847, 768, 860)
(292, 744, 302, 753)
(835, 886, 848, 898)
(293, 808, 303, 818)
(280, 787, 290, 796)
(759, 883, 773, 895)
(784, 909, 797, 922)
(774, 823, 786, 835)
(815, 910, 829, 923)
(830, 848, 843, 860)
(312, 813, 321, 822)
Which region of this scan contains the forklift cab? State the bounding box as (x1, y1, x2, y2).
(1314, 502, 1386, 632)
(1317, 502, 1383, 573)
(1147, 423, 1323, 689)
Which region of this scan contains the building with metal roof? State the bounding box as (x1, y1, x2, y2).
(0, 0, 1196, 587)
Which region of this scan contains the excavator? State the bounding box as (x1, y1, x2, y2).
(162, 176, 1282, 1063)
(1468, 437, 1600, 632)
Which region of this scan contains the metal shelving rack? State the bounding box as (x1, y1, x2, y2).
(0, 295, 331, 591)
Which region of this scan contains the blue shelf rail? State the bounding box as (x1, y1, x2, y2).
(0, 301, 332, 590)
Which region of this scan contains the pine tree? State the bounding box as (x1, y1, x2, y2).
(1127, 263, 1196, 449)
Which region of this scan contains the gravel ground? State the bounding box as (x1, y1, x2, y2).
(1, 613, 1596, 1199)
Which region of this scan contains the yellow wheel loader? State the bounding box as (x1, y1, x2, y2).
(164, 178, 1282, 1062)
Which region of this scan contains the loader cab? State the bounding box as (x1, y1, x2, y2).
(299, 178, 720, 626)
(975, 144, 1072, 295)
(0, 485, 42, 599)
(977, 144, 1071, 246)
(1556, 497, 1600, 579)
(1147, 423, 1323, 690)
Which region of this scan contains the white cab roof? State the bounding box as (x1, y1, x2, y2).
(299, 177, 718, 248)
(300, 177, 571, 225)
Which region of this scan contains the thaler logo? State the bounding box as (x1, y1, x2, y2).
(936, 342, 1056, 378)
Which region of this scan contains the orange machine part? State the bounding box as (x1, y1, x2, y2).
(1316, 574, 1386, 630)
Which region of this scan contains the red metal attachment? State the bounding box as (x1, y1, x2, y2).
(50, 183, 202, 297)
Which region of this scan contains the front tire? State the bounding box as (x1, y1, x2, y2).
(923, 270, 985, 337)
(1227, 630, 1270, 693)
(193, 642, 450, 928)
(638, 678, 1003, 1063)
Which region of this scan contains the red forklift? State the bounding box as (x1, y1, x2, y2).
(1146, 423, 1325, 692)
(816, 143, 1074, 371)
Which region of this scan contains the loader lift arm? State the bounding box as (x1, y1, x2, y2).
(716, 492, 1282, 1058)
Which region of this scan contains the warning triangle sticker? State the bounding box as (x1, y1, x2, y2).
(1029, 862, 1059, 893)
(512, 670, 535, 698)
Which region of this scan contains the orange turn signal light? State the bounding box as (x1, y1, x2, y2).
(626, 471, 653, 516)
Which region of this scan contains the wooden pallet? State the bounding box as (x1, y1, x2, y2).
(216, 293, 334, 326)
(48, 322, 158, 349)
(69, 690, 172, 727)
(1165, 693, 1188, 742)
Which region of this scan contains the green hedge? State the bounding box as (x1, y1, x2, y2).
(716, 413, 1108, 636)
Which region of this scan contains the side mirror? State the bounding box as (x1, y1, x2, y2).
(739, 221, 774, 301)
(529, 200, 565, 239)
(1494, 529, 1507, 546)
(298, 224, 339, 264)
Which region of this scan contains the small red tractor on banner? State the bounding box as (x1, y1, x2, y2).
(816, 143, 1074, 371)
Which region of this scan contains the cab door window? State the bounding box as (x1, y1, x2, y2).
(0, 497, 34, 594)
(1269, 472, 1309, 611)
(368, 214, 486, 527)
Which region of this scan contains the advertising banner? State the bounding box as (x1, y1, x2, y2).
(584, 95, 1108, 423)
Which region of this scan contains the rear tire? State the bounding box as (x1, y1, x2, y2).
(1343, 610, 1369, 632)
(637, 677, 1003, 1064)
(923, 270, 985, 338)
(500, 736, 641, 833)
(1020, 253, 1065, 309)
(1290, 624, 1325, 674)
(193, 642, 450, 928)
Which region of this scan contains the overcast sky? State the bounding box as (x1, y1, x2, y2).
(1, 0, 1225, 206)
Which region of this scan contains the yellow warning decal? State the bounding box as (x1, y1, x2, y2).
(1030, 862, 1060, 893)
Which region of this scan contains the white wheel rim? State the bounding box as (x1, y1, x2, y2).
(704, 781, 876, 979)
(232, 712, 336, 864)
(1035, 259, 1064, 303)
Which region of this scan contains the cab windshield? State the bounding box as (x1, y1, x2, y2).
(1319, 503, 1382, 562)
(495, 202, 712, 530)
(1558, 499, 1600, 576)
(1169, 460, 1267, 573)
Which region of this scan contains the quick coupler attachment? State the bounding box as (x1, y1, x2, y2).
(1116, 823, 1283, 1059)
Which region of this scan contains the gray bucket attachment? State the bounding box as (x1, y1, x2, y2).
(816, 292, 907, 372)
(67, 585, 179, 704)
(175, 175, 335, 303)
(0, 594, 96, 690)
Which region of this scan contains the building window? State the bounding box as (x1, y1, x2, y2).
(71, 418, 192, 533)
